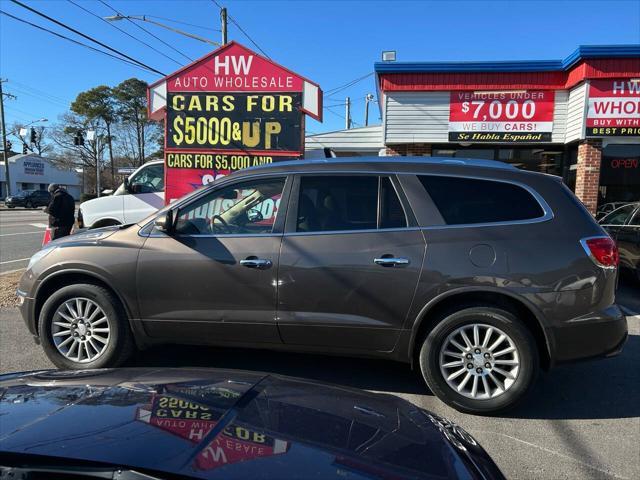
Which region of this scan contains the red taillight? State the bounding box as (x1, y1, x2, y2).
(581, 236, 619, 268)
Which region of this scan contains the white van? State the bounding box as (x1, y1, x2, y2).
(78, 160, 165, 228)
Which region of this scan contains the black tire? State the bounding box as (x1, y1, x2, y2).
(38, 283, 135, 369)
(419, 306, 539, 415)
(25, 201, 33, 209)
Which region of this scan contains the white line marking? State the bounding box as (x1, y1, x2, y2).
(0, 268, 25, 275)
(0, 231, 43, 237)
(0, 258, 30, 265)
(475, 430, 629, 479)
(29, 223, 49, 228)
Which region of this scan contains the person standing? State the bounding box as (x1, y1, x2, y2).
(45, 184, 75, 240)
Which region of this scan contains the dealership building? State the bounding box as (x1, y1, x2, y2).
(0, 153, 82, 200)
(306, 45, 640, 214)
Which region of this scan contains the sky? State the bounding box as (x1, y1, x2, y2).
(1, 0, 639, 139)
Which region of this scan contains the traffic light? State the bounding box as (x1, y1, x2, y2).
(73, 130, 84, 146)
(6, 140, 12, 151)
(30, 127, 37, 145)
(22, 143, 28, 154)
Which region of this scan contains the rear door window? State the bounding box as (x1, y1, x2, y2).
(296, 175, 407, 233)
(418, 175, 545, 225)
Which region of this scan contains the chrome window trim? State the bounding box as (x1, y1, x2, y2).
(419, 215, 552, 230)
(414, 172, 554, 228)
(174, 232, 281, 239)
(283, 227, 422, 237)
(139, 167, 554, 235)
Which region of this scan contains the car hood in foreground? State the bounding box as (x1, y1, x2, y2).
(0, 368, 503, 479)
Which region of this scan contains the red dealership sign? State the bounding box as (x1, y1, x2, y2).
(586, 79, 640, 137)
(449, 90, 555, 142)
(148, 42, 322, 203)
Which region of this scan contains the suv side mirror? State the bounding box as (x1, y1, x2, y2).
(154, 210, 174, 234)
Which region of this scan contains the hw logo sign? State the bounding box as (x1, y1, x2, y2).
(214, 55, 254, 76)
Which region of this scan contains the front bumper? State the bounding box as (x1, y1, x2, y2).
(17, 288, 38, 342)
(550, 304, 628, 365)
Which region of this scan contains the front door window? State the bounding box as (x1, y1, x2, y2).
(175, 177, 286, 235)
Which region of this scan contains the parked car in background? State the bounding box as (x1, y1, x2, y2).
(0, 368, 506, 480)
(599, 202, 640, 282)
(4, 189, 51, 209)
(17, 157, 627, 414)
(77, 160, 165, 229)
(596, 201, 629, 220)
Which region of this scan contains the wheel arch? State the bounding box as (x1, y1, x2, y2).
(409, 288, 552, 370)
(34, 270, 133, 336)
(90, 218, 122, 229)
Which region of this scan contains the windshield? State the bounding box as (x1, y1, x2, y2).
(114, 163, 165, 196)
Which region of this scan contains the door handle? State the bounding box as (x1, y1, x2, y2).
(374, 257, 410, 267)
(240, 257, 272, 269)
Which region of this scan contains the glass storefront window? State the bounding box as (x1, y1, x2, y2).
(599, 144, 640, 204)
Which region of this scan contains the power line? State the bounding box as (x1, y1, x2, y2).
(8, 86, 69, 108)
(325, 106, 361, 128)
(9, 0, 165, 75)
(10, 80, 72, 104)
(227, 16, 269, 58)
(98, 0, 194, 63)
(4, 104, 45, 118)
(143, 15, 221, 32)
(0, 9, 162, 75)
(210, 0, 270, 58)
(67, 0, 183, 66)
(325, 73, 374, 98)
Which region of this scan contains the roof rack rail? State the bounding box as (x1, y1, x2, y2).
(252, 156, 517, 171)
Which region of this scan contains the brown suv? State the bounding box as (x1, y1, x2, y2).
(17, 157, 627, 414)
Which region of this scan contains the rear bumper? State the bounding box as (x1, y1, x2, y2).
(550, 304, 628, 365)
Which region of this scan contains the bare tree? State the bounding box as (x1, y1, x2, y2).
(9, 122, 52, 156)
(49, 112, 109, 194)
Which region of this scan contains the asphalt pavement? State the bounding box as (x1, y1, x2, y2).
(1, 306, 638, 480)
(0, 208, 50, 273)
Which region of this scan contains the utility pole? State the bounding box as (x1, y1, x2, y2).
(221, 8, 228, 44)
(364, 94, 374, 127)
(0, 79, 15, 198)
(345, 97, 352, 130)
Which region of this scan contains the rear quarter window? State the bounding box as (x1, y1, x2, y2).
(418, 175, 545, 225)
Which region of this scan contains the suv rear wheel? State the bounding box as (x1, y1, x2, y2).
(419, 306, 538, 415)
(38, 284, 134, 369)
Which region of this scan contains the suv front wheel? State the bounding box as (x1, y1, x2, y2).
(38, 284, 134, 369)
(419, 306, 538, 415)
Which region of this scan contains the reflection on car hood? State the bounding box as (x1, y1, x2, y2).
(0, 368, 503, 479)
(46, 224, 132, 247)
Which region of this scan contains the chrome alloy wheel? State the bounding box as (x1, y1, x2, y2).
(439, 323, 520, 400)
(51, 298, 110, 363)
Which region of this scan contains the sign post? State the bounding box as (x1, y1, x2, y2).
(148, 42, 322, 203)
